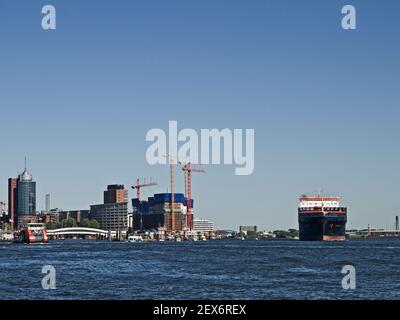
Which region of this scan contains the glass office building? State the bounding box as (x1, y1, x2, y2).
(17, 169, 36, 217)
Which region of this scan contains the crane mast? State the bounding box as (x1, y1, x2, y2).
(170, 159, 175, 231)
(181, 162, 206, 230)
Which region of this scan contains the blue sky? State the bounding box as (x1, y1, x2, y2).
(0, 0, 399, 230)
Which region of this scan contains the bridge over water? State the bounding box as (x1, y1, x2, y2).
(47, 227, 109, 238)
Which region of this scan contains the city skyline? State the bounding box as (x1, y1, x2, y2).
(1, 0, 400, 230)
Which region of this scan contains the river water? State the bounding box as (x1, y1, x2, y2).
(0, 239, 399, 300)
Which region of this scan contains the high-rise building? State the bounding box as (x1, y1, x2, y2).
(16, 167, 37, 225)
(8, 178, 18, 229)
(104, 184, 128, 204)
(90, 185, 128, 233)
(45, 194, 51, 212)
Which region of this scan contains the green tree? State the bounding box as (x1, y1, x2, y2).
(62, 218, 77, 228)
(273, 229, 299, 239)
(46, 222, 55, 230)
(80, 218, 91, 228)
(288, 229, 299, 237)
(46, 221, 61, 230)
(273, 230, 290, 238)
(89, 219, 100, 229)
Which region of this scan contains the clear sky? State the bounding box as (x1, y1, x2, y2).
(1, 0, 399, 230)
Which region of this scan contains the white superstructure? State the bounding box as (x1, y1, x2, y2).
(299, 196, 340, 208)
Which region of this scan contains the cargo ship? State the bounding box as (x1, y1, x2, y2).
(14, 223, 49, 244)
(298, 195, 347, 241)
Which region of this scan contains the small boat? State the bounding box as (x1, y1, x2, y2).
(14, 223, 49, 244)
(0, 233, 14, 241)
(175, 237, 182, 242)
(128, 235, 143, 243)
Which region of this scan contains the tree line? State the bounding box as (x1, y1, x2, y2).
(46, 218, 100, 230)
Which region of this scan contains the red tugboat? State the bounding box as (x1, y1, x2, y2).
(14, 223, 49, 244)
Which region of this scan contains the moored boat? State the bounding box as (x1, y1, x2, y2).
(128, 235, 143, 243)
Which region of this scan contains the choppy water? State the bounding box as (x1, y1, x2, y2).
(0, 239, 399, 300)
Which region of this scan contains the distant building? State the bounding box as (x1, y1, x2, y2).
(8, 178, 18, 229)
(239, 226, 257, 234)
(42, 208, 59, 224)
(0, 201, 7, 224)
(8, 165, 37, 228)
(49, 208, 63, 217)
(90, 185, 128, 232)
(132, 193, 191, 232)
(193, 219, 214, 232)
(42, 208, 61, 224)
(59, 210, 90, 223)
(90, 203, 128, 231)
(17, 167, 37, 225)
(104, 185, 128, 204)
(45, 194, 51, 212)
(42, 209, 90, 225)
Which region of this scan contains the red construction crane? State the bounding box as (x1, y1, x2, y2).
(132, 178, 158, 200)
(179, 162, 206, 230)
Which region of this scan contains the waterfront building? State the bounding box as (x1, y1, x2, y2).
(127, 212, 133, 233)
(7, 178, 18, 229)
(9, 165, 38, 228)
(239, 226, 257, 234)
(42, 213, 53, 224)
(0, 202, 7, 225)
(42, 210, 59, 224)
(104, 184, 128, 204)
(132, 193, 190, 232)
(90, 203, 128, 231)
(90, 185, 128, 232)
(58, 210, 90, 223)
(49, 208, 62, 221)
(16, 167, 37, 225)
(193, 218, 214, 233)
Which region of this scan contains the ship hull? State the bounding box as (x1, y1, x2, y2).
(298, 213, 347, 241)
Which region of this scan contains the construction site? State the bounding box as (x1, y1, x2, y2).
(0, 154, 212, 242)
(128, 157, 209, 241)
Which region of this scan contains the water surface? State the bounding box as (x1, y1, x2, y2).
(0, 239, 399, 300)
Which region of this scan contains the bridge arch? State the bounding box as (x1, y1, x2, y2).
(47, 227, 109, 238)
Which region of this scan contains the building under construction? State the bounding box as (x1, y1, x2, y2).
(132, 193, 193, 232)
